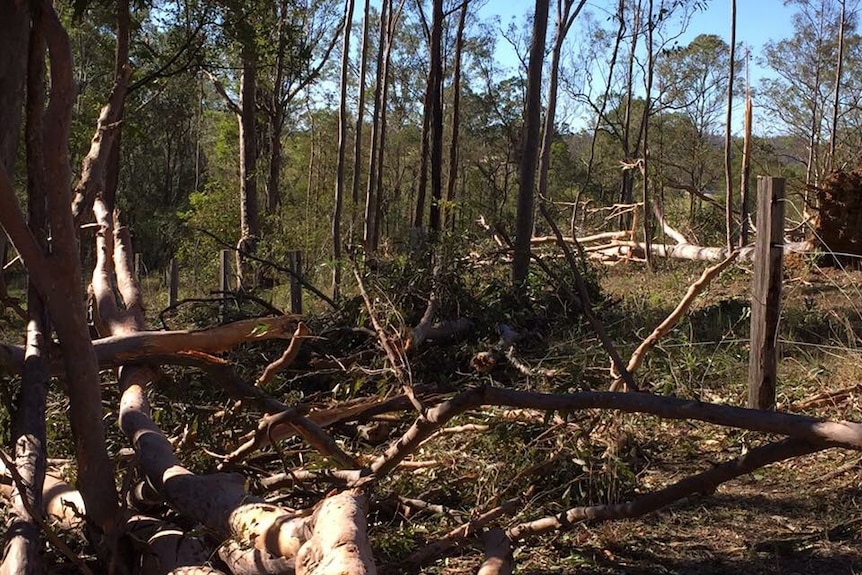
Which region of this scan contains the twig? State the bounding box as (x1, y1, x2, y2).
(352, 262, 424, 415)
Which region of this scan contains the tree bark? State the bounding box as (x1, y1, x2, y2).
(723, 0, 737, 251)
(427, 0, 445, 235)
(238, 41, 260, 288)
(351, 0, 372, 219)
(1, 13, 50, 572)
(511, 0, 550, 293)
(332, 0, 354, 299)
(828, 0, 845, 171)
(295, 491, 377, 575)
(363, 0, 389, 252)
(444, 1, 469, 231)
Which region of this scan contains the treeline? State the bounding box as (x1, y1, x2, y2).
(55, 0, 862, 289)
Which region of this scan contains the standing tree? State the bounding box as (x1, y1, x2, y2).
(333, 0, 355, 299)
(724, 0, 737, 251)
(511, 0, 550, 293)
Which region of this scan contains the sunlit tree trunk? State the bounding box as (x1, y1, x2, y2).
(828, 0, 845, 171)
(237, 41, 259, 287)
(619, 0, 640, 231)
(723, 0, 736, 251)
(351, 0, 371, 228)
(363, 0, 389, 252)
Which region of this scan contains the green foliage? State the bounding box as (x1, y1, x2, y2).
(176, 181, 240, 287)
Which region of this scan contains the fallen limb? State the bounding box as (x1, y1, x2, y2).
(594, 240, 812, 262)
(505, 437, 822, 541)
(0, 314, 301, 375)
(257, 322, 310, 386)
(294, 491, 377, 575)
(368, 385, 862, 486)
(477, 527, 513, 575)
(218, 538, 296, 575)
(127, 515, 212, 574)
(610, 252, 739, 390)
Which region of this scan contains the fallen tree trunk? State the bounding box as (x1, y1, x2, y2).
(295, 491, 376, 575)
(591, 240, 812, 262)
(88, 202, 328, 571)
(0, 314, 301, 375)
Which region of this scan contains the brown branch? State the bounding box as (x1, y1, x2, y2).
(610, 252, 739, 390)
(402, 498, 520, 569)
(352, 264, 423, 414)
(258, 322, 310, 386)
(506, 438, 822, 541)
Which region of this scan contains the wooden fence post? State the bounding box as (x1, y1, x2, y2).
(288, 250, 303, 314)
(168, 258, 179, 307)
(748, 177, 785, 410)
(220, 249, 231, 321)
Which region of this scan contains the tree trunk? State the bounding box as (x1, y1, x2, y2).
(511, 0, 550, 293)
(237, 42, 259, 288)
(618, 1, 640, 231)
(372, 1, 401, 250)
(444, 0, 469, 231)
(1, 6, 46, 572)
(724, 0, 736, 251)
(427, 0, 444, 235)
(739, 68, 752, 247)
(37, 0, 121, 543)
(332, 0, 354, 299)
(351, 0, 372, 224)
(828, 0, 845, 171)
(363, 0, 388, 252)
(639, 0, 654, 269)
(267, 0, 289, 213)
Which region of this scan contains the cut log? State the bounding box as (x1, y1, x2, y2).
(295, 491, 377, 575)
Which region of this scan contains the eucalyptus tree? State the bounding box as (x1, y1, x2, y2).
(760, 0, 854, 187)
(655, 33, 732, 221)
(511, 0, 550, 293)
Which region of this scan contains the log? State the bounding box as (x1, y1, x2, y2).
(0, 315, 301, 375)
(295, 491, 377, 575)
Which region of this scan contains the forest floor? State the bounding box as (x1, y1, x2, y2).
(2, 251, 862, 574)
(422, 257, 862, 575)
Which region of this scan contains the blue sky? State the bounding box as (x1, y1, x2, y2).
(479, 0, 795, 78)
(476, 0, 798, 132)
